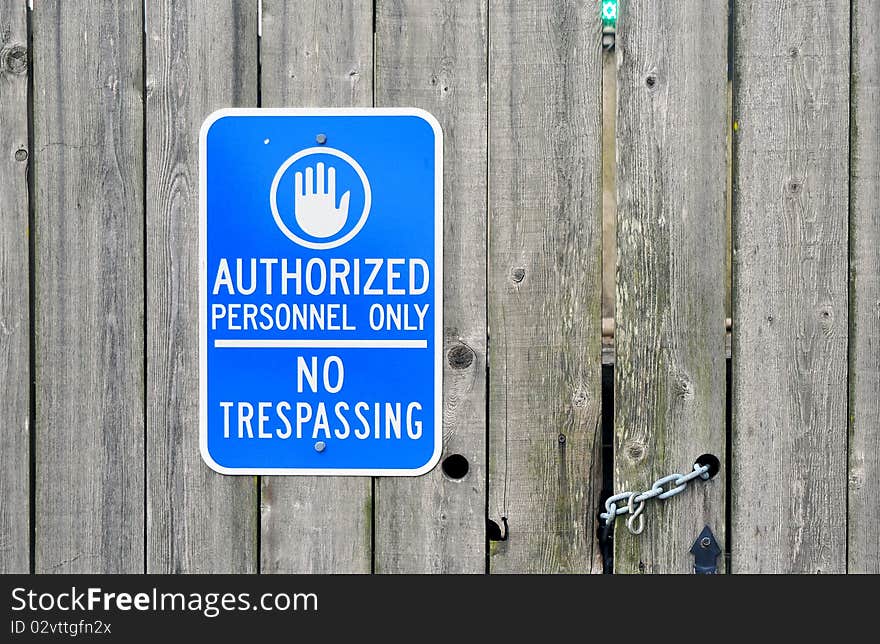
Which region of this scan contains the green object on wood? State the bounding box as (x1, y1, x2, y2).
(602, 0, 619, 29)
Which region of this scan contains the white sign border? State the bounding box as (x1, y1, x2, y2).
(199, 107, 444, 477)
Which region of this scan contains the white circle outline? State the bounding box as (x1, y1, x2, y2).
(269, 146, 371, 250)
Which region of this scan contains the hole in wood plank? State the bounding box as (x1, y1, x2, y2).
(488, 517, 508, 541)
(695, 453, 721, 479)
(441, 454, 469, 480)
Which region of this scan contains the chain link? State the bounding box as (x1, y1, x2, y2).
(600, 462, 711, 535)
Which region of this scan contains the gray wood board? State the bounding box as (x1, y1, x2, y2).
(0, 0, 30, 574)
(613, 0, 728, 574)
(373, 0, 488, 574)
(259, 0, 373, 574)
(487, 0, 604, 573)
(33, 0, 145, 573)
(848, 0, 880, 574)
(146, 0, 259, 573)
(732, 0, 849, 573)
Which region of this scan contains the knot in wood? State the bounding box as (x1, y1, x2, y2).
(447, 344, 474, 369)
(673, 372, 694, 400)
(511, 267, 525, 283)
(817, 304, 834, 334)
(849, 468, 864, 490)
(14, 148, 28, 162)
(1, 43, 27, 75)
(625, 440, 647, 463)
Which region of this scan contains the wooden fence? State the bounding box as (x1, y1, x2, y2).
(0, 0, 876, 574)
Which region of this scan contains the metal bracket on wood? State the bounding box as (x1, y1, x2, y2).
(690, 525, 721, 574)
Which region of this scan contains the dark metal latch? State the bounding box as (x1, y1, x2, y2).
(690, 525, 721, 574)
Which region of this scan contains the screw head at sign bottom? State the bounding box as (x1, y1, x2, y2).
(314, 441, 326, 453)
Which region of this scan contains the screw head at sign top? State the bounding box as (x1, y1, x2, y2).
(316, 133, 327, 145)
(314, 441, 326, 453)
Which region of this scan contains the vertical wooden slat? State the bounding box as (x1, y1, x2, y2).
(602, 53, 617, 322)
(146, 0, 258, 572)
(488, 0, 603, 574)
(373, 0, 488, 574)
(0, 0, 30, 574)
(732, 0, 848, 573)
(259, 0, 373, 574)
(32, 0, 144, 573)
(613, 0, 727, 574)
(849, 0, 880, 574)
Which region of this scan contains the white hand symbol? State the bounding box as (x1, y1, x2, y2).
(294, 162, 351, 238)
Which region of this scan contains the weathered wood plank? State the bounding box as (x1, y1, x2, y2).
(0, 0, 30, 574)
(32, 0, 144, 573)
(614, 0, 727, 574)
(259, 0, 373, 574)
(602, 53, 617, 321)
(146, 0, 258, 573)
(849, 0, 880, 574)
(488, 0, 603, 574)
(732, 0, 848, 573)
(373, 0, 488, 574)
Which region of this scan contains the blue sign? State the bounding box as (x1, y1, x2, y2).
(199, 108, 442, 475)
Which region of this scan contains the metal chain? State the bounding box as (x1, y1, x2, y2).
(601, 462, 711, 536)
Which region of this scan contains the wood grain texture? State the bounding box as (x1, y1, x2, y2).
(602, 54, 617, 321)
(614, 0, 727, 574)
(32, 0, 144, 573)
(849, 0, 880, 574)
(0, 0, 30, 574)
(146, 0, 258, 573)
(732, 0, 848, 573)
(259, 0, 373, 574)
(488, 0, 603, 574)
(374, 0, 488, 574)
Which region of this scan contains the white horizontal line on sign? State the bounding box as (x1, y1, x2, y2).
(214, 339, 428, 349)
